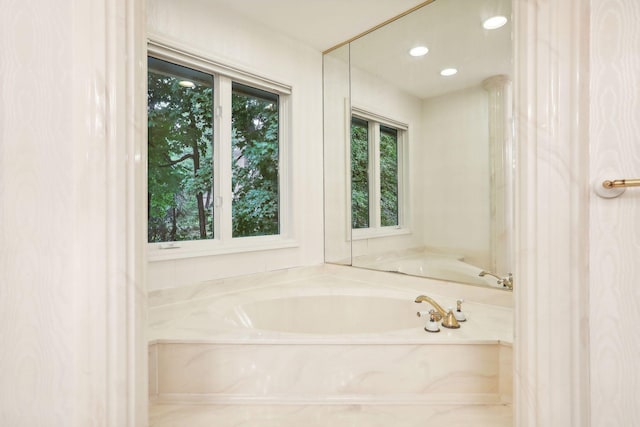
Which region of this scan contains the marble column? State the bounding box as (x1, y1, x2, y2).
(483, 75, 514, 277)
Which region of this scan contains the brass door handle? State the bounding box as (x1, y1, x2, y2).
(595, 178, 640, 198)
(602, 179, 640, 189)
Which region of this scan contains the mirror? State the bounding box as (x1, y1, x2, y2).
(323, 44, 352, 266)
(323, 0, 514, 289)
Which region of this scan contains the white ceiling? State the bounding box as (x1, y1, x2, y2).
(210, 0, 512, 99)
(349, 0, 512, 99)
(208, 0, 430, 51)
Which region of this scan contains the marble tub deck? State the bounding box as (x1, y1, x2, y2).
(148, 264, 513, 426)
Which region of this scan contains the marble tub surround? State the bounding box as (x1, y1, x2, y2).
(149, 265, 512, 426)
(149, 263, 512, 310)
(148, 264, 328, 308)
(148, 264, 513, 343)
(150, 341, 509, 404)
(149, 265, 512, 418)
(324, 264, 513, 308)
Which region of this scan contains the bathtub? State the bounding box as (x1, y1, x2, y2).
(224, 295, 420, 334)
(148, 266, 513, 409)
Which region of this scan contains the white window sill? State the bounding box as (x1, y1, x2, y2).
(147, 236, 299, 262)
(351, 226, 411, 241)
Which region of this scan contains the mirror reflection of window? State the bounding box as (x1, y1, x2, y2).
(379, 126, 399, 227)
(351, 117, 370, 229)
(351, 115, 402, 230)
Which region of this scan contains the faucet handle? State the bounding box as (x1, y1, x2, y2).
(424, 309, 441, 333)
(454, 299, 467, 322)
(499, 273, 514, 289)
(417, 309, 442, 321)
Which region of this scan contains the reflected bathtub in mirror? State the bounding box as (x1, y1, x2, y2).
(353, 249, 505, 288)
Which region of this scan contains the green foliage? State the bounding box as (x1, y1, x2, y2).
(380, 128, 399, 226)
(351, 120, 399, 229)
(351, 120, 369, 228)
(147, 68, 214, 242)
(147, 55, 284, 244)
(147, 63, 282, 243)
(231, 87, 280, 237)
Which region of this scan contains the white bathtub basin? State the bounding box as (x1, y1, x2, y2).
(224, 295, 421, 334)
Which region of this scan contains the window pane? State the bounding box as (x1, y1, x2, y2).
(351, 117, 369, 229)
(231, 83, 280, 237)
(147, 57, 214, 243)
(380, 125, 399, 227)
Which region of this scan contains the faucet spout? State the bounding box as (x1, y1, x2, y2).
(479, 270, 501, 280)
(414, 295, 447, 318)
(415, 295, 460, 329)
(479, 270, 514, 289)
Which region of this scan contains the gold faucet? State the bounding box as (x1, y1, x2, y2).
(479, 271, 513, 290)
(414, 295, 460, 329)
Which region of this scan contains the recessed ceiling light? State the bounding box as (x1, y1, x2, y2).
(409, 46, 429, 57)
(483, 15, 508, 30)
(178, 80, 196, 88)
(440, 68, 458, 77)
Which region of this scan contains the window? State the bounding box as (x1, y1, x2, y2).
(231, 83, 280, 237)
(351, 111, 406, 237)
(147, 58, 215, 243)
(147, 51, 291, 259)
(351, 117, 369, 229)
(379, 125, 399, 227)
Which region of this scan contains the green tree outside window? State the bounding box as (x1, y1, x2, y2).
(147, 58, 214, 243)
(351, 118, 370, 229)
(147, 57, 281, 244)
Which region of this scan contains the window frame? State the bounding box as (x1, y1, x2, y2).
(350, 107, 409, 240)
(147, 39, 295, 261)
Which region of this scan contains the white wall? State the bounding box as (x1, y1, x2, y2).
(421, 86, 491, 267)
(0, 0, 146, 425)
(590, 0, 640, 423)
(0, 5, 78, 425)
(147, 0, 325, 290)
(350, 66, 425, 259)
